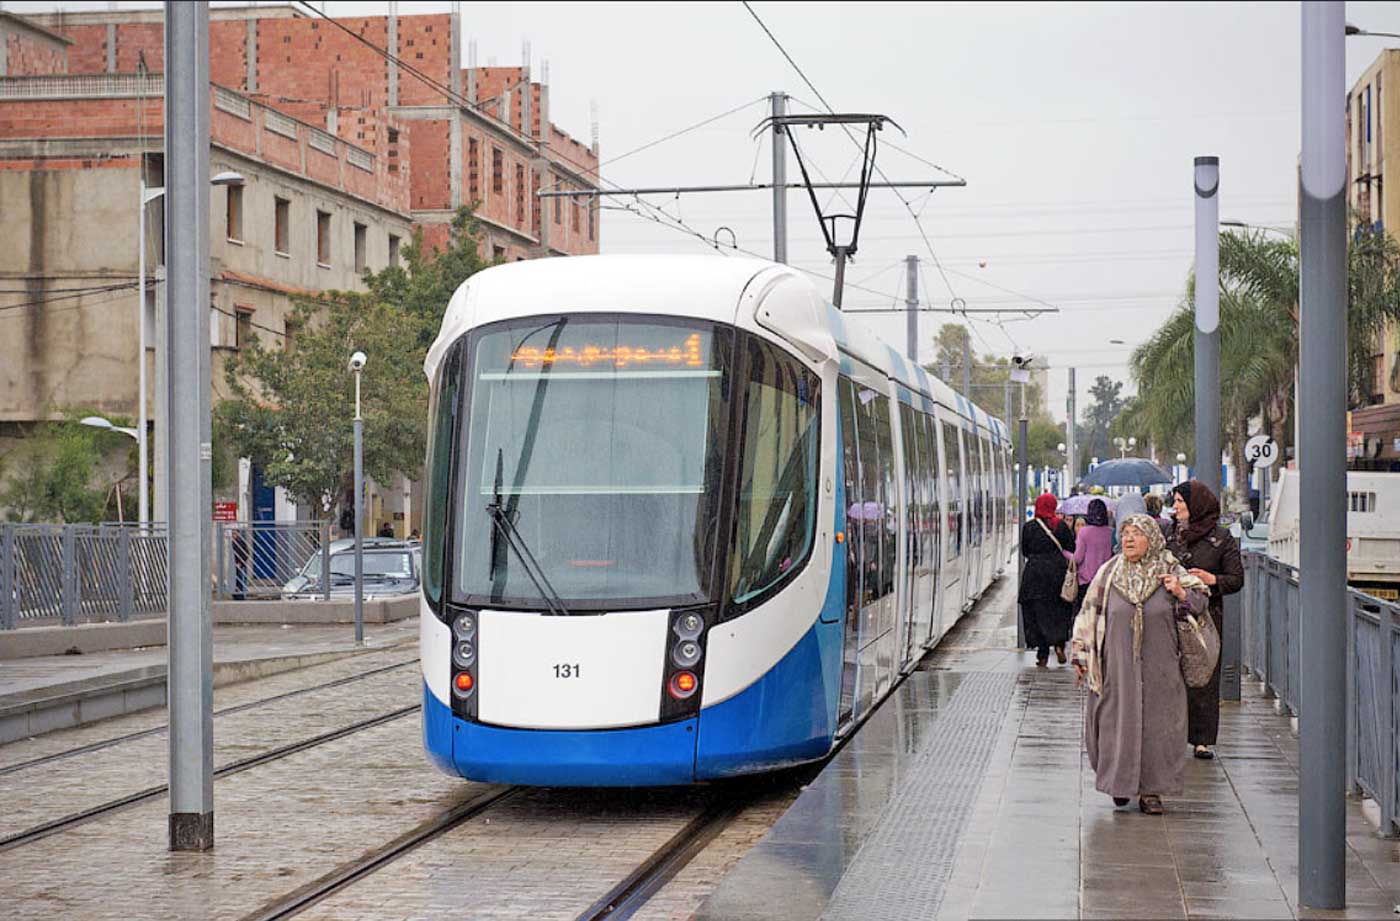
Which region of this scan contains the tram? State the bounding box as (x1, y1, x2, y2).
(418, 255, 1014, 785)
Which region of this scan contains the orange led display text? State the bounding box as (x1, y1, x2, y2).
(511, 333, 704, 369)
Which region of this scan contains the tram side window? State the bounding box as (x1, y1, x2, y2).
(838, 379, 862, 627)
(874, 394, 896, 600)
(855, 388, 885, 604)
(900, 405, 919, 577)
(942, 422, 962, 557)
(422, 346, 462, 607)
(728, 339, 821, 605)
(917, 414, 936, 573)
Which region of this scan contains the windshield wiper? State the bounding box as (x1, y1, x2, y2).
(486, 448, 571, 616)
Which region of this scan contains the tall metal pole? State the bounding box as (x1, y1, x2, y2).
(1016, 382, 1027, 649)
(137, 182, 149, 526)
(961, 330, 972, 398)
(353, 371, 365, 645)
(1298, 2, 1346, 908)
(770, 91, 787, 264)
(165, 0, 213, 852)
(1193, 156, 1222, 498)
(1004, 377, 1011, 424)
(904, 255, 918, 362)
(1066, 367, 1077, 489)
(832, 246, 849, 309)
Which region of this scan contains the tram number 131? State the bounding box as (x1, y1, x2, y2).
(553, 663, 582, 679)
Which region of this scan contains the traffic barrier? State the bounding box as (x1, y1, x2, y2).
(1241, 550, 1400, 835)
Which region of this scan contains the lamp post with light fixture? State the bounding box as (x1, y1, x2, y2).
(348, 350, 367, 645)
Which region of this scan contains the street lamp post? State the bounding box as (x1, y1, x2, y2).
(138, 169, 243, 526)
(349, 351, 367, 645)
(1113, 436, 1137, 459)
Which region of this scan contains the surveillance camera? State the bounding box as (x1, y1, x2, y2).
(348, 351, 367, 372)
(1011, 354, 1035, 367)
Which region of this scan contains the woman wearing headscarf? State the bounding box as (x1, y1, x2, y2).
(1019, 493, 1076, 667)
(1068, 498, 1114, 619)
(1167, 479, 1244, 760)
(1071, 514, 1209, 814)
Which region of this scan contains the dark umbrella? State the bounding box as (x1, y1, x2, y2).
(1078, 457, 1174, 489)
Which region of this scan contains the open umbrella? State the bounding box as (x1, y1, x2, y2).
(1059, 494, 1117, 517)
(1078, 457, 1174, 490)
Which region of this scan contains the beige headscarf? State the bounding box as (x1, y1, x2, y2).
(1070, 514, 1206, 692)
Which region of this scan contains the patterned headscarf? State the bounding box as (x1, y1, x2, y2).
(1113, 514, 1205, 660)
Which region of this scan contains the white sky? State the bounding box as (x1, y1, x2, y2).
(12, 0, 1400, 425)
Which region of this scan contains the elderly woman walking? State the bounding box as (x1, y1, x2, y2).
(1020, 493, 1076, 667)
(1072, 514, 1210, 814)
(1167, 480, 1244, 760)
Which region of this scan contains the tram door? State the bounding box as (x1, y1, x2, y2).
(899, 406, 940, 663)
(836, 377, 899, 723)
(923, 414, 943, 646)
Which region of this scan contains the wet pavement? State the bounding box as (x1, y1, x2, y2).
(697, 577, 1400, 920)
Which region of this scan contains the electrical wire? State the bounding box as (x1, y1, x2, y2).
(0, 282, 138, 313)
(599, 95, 769, 169)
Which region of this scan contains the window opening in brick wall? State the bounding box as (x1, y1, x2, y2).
(317, 210, 332, 266)
(274, 197, 290, 256)
(572, 198, 580, 233)
(389, 233, 401, 268)
(235, 307, 254, 350)
(468, 138, 480, 203)
(226, 184, 243, 242)
(515, 163, 525, 225)
(492, 146, 504, 194)
(493, 244, 506, 262)
(354, 221, 367, 272)
(554, 182, 561, 224)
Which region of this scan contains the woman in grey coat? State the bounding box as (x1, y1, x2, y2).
(1071, 514, 1209, 815)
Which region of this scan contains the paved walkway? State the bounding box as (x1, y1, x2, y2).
(698, 577, 1400, 920)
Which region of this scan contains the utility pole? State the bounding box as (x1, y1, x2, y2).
(770, 92, 787, 264)
(961, 330, 972, 398)
(1004, 377, 1011, 424)
(1298, 2, 1346, 909)
(1016, 381, 1027, 649)
(1193, 155, 1222, 498)
(1066, 367, 1077, 488)
(904, 255, 918, 362)
(165, 0, 214, 852)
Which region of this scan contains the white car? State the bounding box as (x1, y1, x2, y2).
(282, 543, 421, 600)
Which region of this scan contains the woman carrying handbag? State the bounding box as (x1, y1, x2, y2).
(1019, 493, 1077, 667)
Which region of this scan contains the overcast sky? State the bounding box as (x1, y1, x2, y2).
(13, 1, 1400, 427)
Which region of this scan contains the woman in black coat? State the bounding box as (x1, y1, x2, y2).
(1166, 479, 1244, 759)
(1019, 493, 1076, 667)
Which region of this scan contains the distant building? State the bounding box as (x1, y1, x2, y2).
(1347, 48, 1400, 468)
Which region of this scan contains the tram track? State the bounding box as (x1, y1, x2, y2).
(0, 702, 420, 852)
(0, 657, 419, 777)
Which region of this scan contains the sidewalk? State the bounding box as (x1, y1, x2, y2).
(696, 577, 1400, 920)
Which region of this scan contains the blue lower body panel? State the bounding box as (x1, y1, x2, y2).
(422, 684, 699, 786)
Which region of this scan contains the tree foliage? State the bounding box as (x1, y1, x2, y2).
(218, 207, 488, 513)
(0, 417, 135, 523)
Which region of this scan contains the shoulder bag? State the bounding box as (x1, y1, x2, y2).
(1176, 600, 1220, 688)
(1035, 518, 1078, 603)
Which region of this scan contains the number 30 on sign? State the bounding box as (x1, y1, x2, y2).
(1244, 434, 1277, 468)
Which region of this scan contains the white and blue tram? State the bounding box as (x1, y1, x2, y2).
(419, 255, 1014, 785)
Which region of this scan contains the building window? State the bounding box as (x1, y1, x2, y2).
(468, 138, 479, 204)
(353, 221, 367, 272)
(572, 199, 580, 233)
(515, 163, 525, 225)
(554, 183, 561, 224)
(388, 233, 401, 268)
(588, 201, 595, 242)
(492, 244, 506, 262)
(274, 197, 290, 255)
(1350, 491, 1378, 513)
(235, 306, 254, 350)
(317, 210, 331, 266)
(226, 184, 243, 242)
(492, 146, 504, 194)
(283, 316, 299, 354)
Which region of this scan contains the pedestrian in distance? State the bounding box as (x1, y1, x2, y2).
(1068, 498, 1115, 620)
(1071, 514, 1210, 815)
(377, 521, 395, 538)
(1019, 493, 1076, 667)
(1166, 479, 1244, 760)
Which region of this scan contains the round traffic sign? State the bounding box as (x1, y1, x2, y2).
(1244, 434, 1278, 468)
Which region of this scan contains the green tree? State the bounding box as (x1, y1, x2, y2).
(1081, 374, 1126, 464)
(218, 207, 488, 515)
(0, 417, 133, 522)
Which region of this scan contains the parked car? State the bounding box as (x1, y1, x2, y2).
(1231, 509, 1270, 554)
(281, 542, 420, 600)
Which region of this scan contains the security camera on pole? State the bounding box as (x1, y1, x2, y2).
(349, 350, 367, 645)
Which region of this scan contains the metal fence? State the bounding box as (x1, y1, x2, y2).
(0, 523, 168, 628)
(213, 520, 332, 601)
(1241, 550, 1400, 835)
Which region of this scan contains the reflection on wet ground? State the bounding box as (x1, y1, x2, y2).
(695, 576, 1400, 920)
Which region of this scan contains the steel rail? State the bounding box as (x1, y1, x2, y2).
(0, 704, 419, 852)
(0, 657, 419, 777)
(239, 786, 524, 921)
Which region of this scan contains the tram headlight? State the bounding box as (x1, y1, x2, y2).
(453, 612, 476, 640)
(671, 639, 702, 669)
(453, 640, 476, 668)
(673, 612, 703, 640)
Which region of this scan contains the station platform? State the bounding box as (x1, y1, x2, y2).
(695, 578, 1400, 921)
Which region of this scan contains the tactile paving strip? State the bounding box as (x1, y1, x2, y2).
(819, 670, 1020, 921)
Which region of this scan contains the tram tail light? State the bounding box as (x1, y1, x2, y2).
(668, 671, 698, 700)
(454, 672, 475, 694)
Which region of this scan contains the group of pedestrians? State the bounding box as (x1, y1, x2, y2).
(1018, 479, 1244, 815)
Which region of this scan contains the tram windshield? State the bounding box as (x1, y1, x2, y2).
(454, 316, 732, 609)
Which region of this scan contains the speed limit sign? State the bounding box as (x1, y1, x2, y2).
(1244, 434, 1278, 468)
